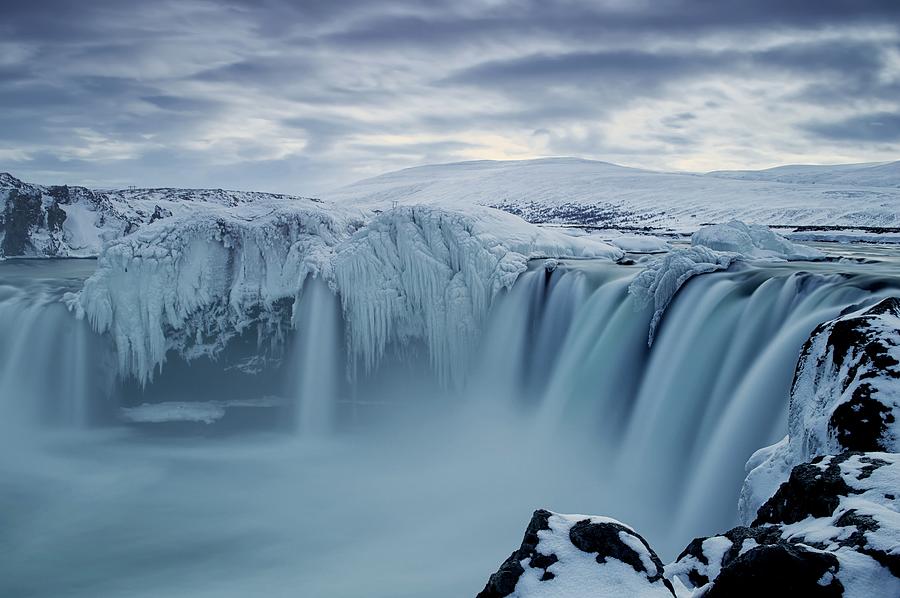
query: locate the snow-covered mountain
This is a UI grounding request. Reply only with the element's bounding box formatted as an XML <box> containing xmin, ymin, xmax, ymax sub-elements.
<box><xmin>327</xmin><ymin>157</ymin><xmax>900</xmax><ymax>230</ymax></box>
<box><xmin>0</xmin><ymin>172</ymin><xmax>322</xmax><ymax>258</ymax></box>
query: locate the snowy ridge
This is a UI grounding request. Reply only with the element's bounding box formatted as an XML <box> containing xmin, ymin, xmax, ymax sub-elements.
<box><xmin>328</xmin><ymin>158</ymin><xmax>900</xmax><ymax>229</ymax></box>
<box><xmin>75</xmin><ymin>203</ymin><xmax>620</xmax><ymax>384</ymax></box>
<box><xmin>0</xmin><ymin>172</ymin><xmax>322</xmax><ymax>258</ymax></box>
<box><xmin>710</xmin><ymin>160</ymin><xmax>900</xmax><ymax>188</ymax></box>
<box><xmin>75</xmin><ymin>200</ymin><xmax>362</xmax><ymax>383</ymax></box>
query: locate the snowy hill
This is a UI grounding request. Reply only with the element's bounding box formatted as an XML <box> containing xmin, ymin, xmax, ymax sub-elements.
<box><xmin>327</xmin><ymin>158</ymin><xmax>900</xmax><ymax>230</ymax></box>
<box><xmin>0</xmin><ymin>173</ymin><xmax>321</xmax><ymax>258</ymax></box>
<box><xmin>709</xmin><ymin>160</ymin><xmax>900</xmax><ymax>188</ymax></box>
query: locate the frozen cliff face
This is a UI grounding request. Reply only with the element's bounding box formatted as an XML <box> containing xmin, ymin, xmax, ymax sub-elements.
<box><xmin>0</xmin><ymin>172</ymin><xmax>324</xmax><ymax>258</ymax></box>
<box><xmin>477</xmin><ymin>510</ymin><xmax>675</xmax><ymax>598</ymax></box>
<box><xmin>671</xmin><ymin>452</ymin><xmax>900</xmax><ymax>598</ymax></box>
<box><xmin>74</xmin><ymin>203</ymin><xmax>620</xmax><ymax>385</ymax></box>
<box><xmin>334</xmin><ymin>206</ymin><xmax>621</xmax><ymax>386</ymax></box>
<box><xmin>75</xmin><ymin>200</ymin><xmax>362</xmax><ymax>383</ymax></box>
<box><xmin>740</xmin><ymin>297</ymin><xmax>900</xmax><ymax>521</ymax></box>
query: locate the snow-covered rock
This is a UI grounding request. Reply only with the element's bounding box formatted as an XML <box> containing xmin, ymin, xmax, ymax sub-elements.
<box><xmin>691</xmin><ymin>220</ymin><xmax>825</xmax><ymax>261</ymax></box>
<box><xmin>672</xmin><ymin>452</ymin><xmax>900</xmax><ymax>598</ymax></box>
<box><xmin>0</xmin><ymin>172</ymin><xmax>324</xmax><ymax>258</ymax></box>
<box><xmin>740</xmin><ymin>297</ymin><xmax>900</xmax><ymax>520</ymax></box>
<box><xmin>477</xmin><ymin>510</ymin><xmax>675</xmax><ymax>598</ymax></box>
<box><xmin>334</xmin><ymin>206</ymin><xmax>620</xmax><ymax>385</ymax></box>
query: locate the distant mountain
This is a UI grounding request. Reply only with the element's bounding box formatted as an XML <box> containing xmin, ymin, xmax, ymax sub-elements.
<box><xmin>708</xmin><ymin>160</ymin><xmax>900</xmax><ymax>188</ymax></box>
<box><xmin>328</xmin><ymin>157</ymin><xmax>900</xmax><ymax>230</ymax></box>
<box><xmin>0</xmin><ymin>173</ymin><xmax>320</xmax><ymax>258</ymax></box>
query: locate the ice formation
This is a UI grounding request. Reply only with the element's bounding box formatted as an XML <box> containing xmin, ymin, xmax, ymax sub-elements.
<box><xmin>628</xmin><ymin>246</ymin><xmax>740</xmax><ymax>346</ymax></box>
<box><xmin>75</xmin><ymin>200</ymin><xmax>362</xmax><ymax>383</ymax></box>
<box><xmin>74</xmin><ymin>202</ymin><xmax>620</xmax><ymax>385</ymax></box>
<box><xmin>333</xmin><ymin>206</ymin><xmax>620</xmax><ymax>385</ymax></box>
<box><xmin>630</xmin><ymin>222</ymin><xmax>824</xmax><ymax>345</ymax></box>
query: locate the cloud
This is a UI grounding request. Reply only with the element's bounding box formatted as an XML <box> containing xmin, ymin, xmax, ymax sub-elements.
<box><xmin>803</xmin><ymin>112</ymin><xmax>900</xmax><ymax>142</ymax></box>
<box><xmin>0</xmin><ymin>0</ymin><xmax>898</xmax><ymax>192</ymax></box>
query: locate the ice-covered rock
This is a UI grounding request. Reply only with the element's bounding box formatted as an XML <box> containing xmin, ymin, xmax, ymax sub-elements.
<box><xmin>75</xmin><ymin>200</ymin><xmax>361</xmax><ymax>383</ymax></box>
<box><xmin>477</xmin><ymin>510</ymin><xmax>675</xmax><ymax>598</ymax></box>
<box><xmin>334</xmin><ymin>206</ymin><xmax>620</xmax><ymax>385</ymax></box>
<box><xmin>75</xmin><ymin>202</ymin><xmax>620</xmax><ymax>385</ymax></box>
<box><xmin>691</xmin><ymin>220</ymin><xmax>825</xmax><ymax>261</ymax></box>
<box><xmin>628</xmin><ymin>246</ymin><xmax>740</xmax><ymax>346</ymax></box>
<box><xmin>672</xmin><ymin>452</ymin><xmax>900</xmax><ymax>598</ymax></box>
<box><xmin>740</xmin><ymin>297</ymin><xmax>900</xmax><ymax>520</ymax></box>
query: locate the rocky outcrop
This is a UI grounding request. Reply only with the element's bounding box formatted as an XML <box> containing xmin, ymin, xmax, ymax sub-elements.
<box><xmin>478</xmin><ymin>511</ymin><xmax>675</xmax><ymax>597</ymax></box>
<box><xmin>669</xmin><ymin>452</ymin><xmax>900</xmax><ymax>597</ymax></box>
<box><xmin>740</xmin><ymin>297</ymin><xmax>900</xmax><ymax>522</ymax></box>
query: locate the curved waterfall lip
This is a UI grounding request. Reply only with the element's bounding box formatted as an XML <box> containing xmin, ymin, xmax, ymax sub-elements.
<box><xmin>3</xmin><ymin>243</ymin><xmax>900</xmax><ymax>593</ymax></box>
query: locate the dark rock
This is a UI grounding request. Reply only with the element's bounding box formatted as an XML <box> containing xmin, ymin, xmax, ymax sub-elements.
<box><xmin>754</xmin><ymin>454</ymin><xmax>856</xmax><ymax>526</ymax></box>
<box><xmin>569</xmin><ymin>519</ymin><xmax>672</xmax><ymax>590</ymax></box>
<box><xmin>477</xmin><ymin>510</ymin><xmax>553</xmax><ymax>598</ymax></box>
<box><xmin>704</xmin><ymin>543</ymin><xmax>843</xmax><ymax>598</ymax></box>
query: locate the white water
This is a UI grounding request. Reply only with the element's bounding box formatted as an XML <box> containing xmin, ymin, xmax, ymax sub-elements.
<box><xmin>2</xmin><ymin>246</ymin><xmax>900</xmax><ymax>597</ymax></box>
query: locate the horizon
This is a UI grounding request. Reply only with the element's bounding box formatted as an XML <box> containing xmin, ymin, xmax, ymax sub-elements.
<box><xmin>3</xmin><ymin>154</ymin><xmax>898</xmax><ymax>196</ymax></box>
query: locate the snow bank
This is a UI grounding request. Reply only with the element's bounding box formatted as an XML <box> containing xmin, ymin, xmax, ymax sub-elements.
<box><xmin>75</xmin><ymin>200</ymin><xmax>361</xmax><ymax>383</ymax></box>
<box><xmin>333</xmin><ymin>206</ymin><xmax>621</xmax><ymax>386</ymax></box>
<box><xmin>691</xmin><ymin>220</ymin><xmax>825</xmax><ymax>260</ymax></box>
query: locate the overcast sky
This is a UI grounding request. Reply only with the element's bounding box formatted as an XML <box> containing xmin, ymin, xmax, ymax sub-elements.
<box><xmin>1</xmin><ymin>0</ymin><xmax>899</xmax><ymax>194</ymax></box>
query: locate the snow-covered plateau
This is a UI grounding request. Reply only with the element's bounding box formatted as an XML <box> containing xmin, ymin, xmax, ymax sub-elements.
<box><xmin>3</xmin><ymin>158</ymin><xmax>900</xmax><ymax>598</ymax></box>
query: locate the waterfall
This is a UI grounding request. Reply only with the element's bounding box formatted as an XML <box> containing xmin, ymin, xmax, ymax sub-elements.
<box><xmin>289</xmin><ymin>277</ymin><xmax>343</xmax><ymax>435</ymax></box>
<box><xmin>3</xmin><ymin>253</ymin><xmax>900</xmax><ymax>561</ymax></box>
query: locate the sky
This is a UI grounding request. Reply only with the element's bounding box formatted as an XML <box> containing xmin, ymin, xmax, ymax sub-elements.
<box><xmin>1</xmin><ymin>0</ymin><xmax>899</xmax><ymax>195</ymax></box>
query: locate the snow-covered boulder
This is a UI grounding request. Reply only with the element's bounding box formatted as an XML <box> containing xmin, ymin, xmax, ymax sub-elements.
<box><xmin>671</xmin><ymin>452</ymin><xmax>900</xmax><ymax>598</ymax></box>
<box><xmin>478</xmin><ymin>510</ymin><xmax>675</xmax><ymax>597</ymax></box>
<box><xmin>334</xmin><ymin>206</ymin><xmax>621</xmax><ymax>385</ymax></box>
<box><xmin>740</xmin><ymin>297</ymin><xmax>900</xmax><ymax>520</ymax></box>
<box><xmin>691</xmin><ymin>220</ymin><xmax>825</xmax><ymax>261</ymax></box>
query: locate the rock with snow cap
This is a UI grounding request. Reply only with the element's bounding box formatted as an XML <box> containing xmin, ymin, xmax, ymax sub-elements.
<box><xmin>477</xmin><ymin>510</ymin><xmax>675</xmax><ymax>597</ymax></box>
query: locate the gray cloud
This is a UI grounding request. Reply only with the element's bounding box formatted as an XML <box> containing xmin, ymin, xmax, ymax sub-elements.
<box><xmin>0</xmin><ymin>0</ymin><xmax>898</xmax><ymax>192</ymax></box>
<box><xmin>803</xmin><ymin>112</ymin><xmax>900</xmax><ymax>142</ymax></box>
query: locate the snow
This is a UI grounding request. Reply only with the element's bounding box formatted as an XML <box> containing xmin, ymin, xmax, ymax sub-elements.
<box><xmin>691</xmin><ymin>220</ymin><xmax>825</xmax><ymax>261</ymax></box>
<box><xmin>327</xmin><ymin>158</ymin><xmax>900</xmax><ymax>230</ymax></box>
<box><xmin>709</xmin><ymin>160</ymin><xmax>900</xmax><ymax>189</ymax></box>
<box><xmin>74</xmin><ymin>202</ymin><xmax>619</xmax><ymax>384</ymax></box>
<box><xmin>511</xmin><ymin>513</ymin><xmax>674</xmax><ymax>598</ymax></box>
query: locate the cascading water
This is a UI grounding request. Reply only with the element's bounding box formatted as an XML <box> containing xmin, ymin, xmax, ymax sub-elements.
<box><xmin>2</xmin><ymin>244</ymin><xmax>900</xmax><ymax>596</ymax></box>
